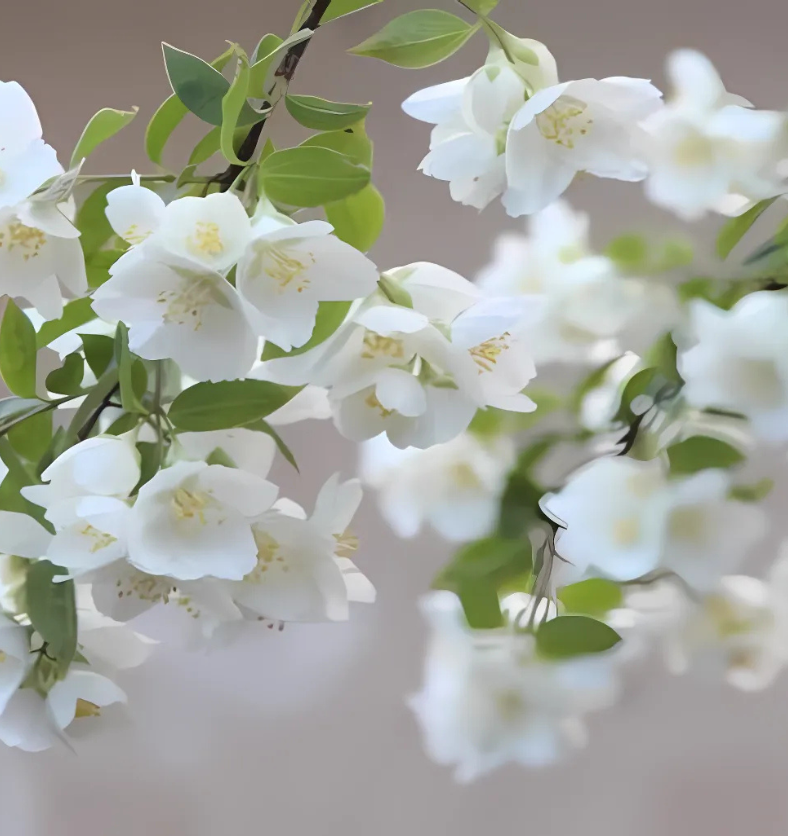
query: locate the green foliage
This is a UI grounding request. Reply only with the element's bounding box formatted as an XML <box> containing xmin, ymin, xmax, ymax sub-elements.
<box><xmin>259</xmin><ymin>146</ymin><xmax>370</xmax><ymax>207</ymax></box>
<box><xmin>469</xmin><ymin>388</ymin><xmax>562</xmax><ymax>437</ymax></box>
<box><xmin>168</xmin><ymin>380</ymin><xmax>302</xmax><ymax>431</ymax></box>
<box><xmin>0</xmin><ymin>396</ymin><xmax>52</xmax><ymax>436</ymax></box>
<box><xmin>434</xmin><ymin>537</ymin><xmax>533</xmax><ymax>629</ymax></box>
<box><xmin>0</xmin><ymin>438</ymin><xmax>49</xmax><ymax>527</ymax></box>
<box><xmin>36</xmin><ymin>298</ymin><xmax>96</xmax><ymax>349</ymax></box>
<box><xmin>25</xmin><ymin>560</ymin><xmax>78</xmax><ymax>673</ymax></box>
<box><xmin>285</xmin><ymin>95</ymin><xmax>371</xmax><ymax>131</ymax></box>
<box><xmin>162</xmin><ymin>43</ymin><xmax>260</xmax><ymax>128</ymax></box>
<box><xmin>146</xmin><ymin>45</ymin><xmax>234</xmax><ymax>166</ymax></box>
<box><xmin>324</xmin><ymin>0</ymin><xmax>383</xmax><ymax>22</ymax></box>
<box><xmin>76</xmin><ymin>180</ymin><xmax>128</xmax><ymax>257</ymax></box>
<box><xmin>461</xmin><ymin>0</ymin><xmax>499</xmax><ymax>13</ymax></box>
<box><xmin>70</xmin><ymin>107</ymin><xmax>138</xmax><ymax>169</ymax></box>
<box><xmin>350</xmin><ymin>10</ymin><xmax>478</xmax><ymax>68</ymax></box>
<box><xmin>262</xmin><ymin>301</ymin><xmax>351</xmax><ymax>359</ymax></box>
<box><xmin>301</xmin><ymin>121</ymin><xmax>373</xmax><ymax>167</ymax></box>
<box><xmin>325</xmin><ymin>184</ymin><xmax>385</xmax><ymax>252</ymax></box>
<box><xmin>605</xmin><ymin>233</ymin><xmax>693</xmax><ymax>274</ymax></box>
<box><xmin>188</xmin><ymin>127</ymin><xmax>222</xmax><ymax>166</ymax></box>
<box><xmin>729</xmin><ymin>478</ymin><xmax>774</xmax><ymax>503</ymax></box>
<box><xmin>81</xmin><ymin>334</ymin><xmax>115</xmax><ymax>378</ymax></box>
<box><xmin>45</xmin><ymin>353</ymin><xmax>85</xmax><ymax>396</ymax></box>
<box><xmin>559</xmin><ymin>578</ymin><xmax>623</xmax><ymax>617</ymax></box>
<box><xmin>666</xmin><ymin>435</ymin><xmax>745</xmax><ymax>475</ymax></box>
<box><xmin>220</xmin><ymin>50</ymin><xmax>253</xmax><ymax>165</ymax></box>
<box><xmin>605</xmin><ymin>234</ymin><xmax>647</xmax><ymax>270</ymax></box>
<box><xmin>0</xmin><ymin>300</ymin><xmax>38</xmax><ymax>399</ymax></box>
<box><xmin>377</xmin><ymin>274</ymin><xmax>413</xmax><ymax>308</ymax></box>
<box><xmin>114</xmin><ymin>324</ymin><xmax>144</xmax><ymax>413</ymax></box>
<box><xmin>536</xmin><ymin>615</ymin><xmax>621</xmax><ymax>659</ymax></box>
<box><xmin>246</xmin><ymin>419</ymin><xmax>299</xmax><ymax>471</ymax></box>
<box><xmin>87</xmin><ymin>249</ymin><xmax>126</xmax><ymax>289</ymax></box>
<box><xmin>8</xmin><ymin>410</ymin><xmax>52</xmax><ymax>464</ymax></box>
<box><xmin>717</xmin><ymin>198</ymin><xmax>777</xmax><ymax>260</ymax></box>
<box><xmin>249</xmin><ymin>34</ymin><xmax>285</xmax><ymax>96</ymax></box>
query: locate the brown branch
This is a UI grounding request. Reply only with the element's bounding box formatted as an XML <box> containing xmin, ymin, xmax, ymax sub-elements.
<box><xmin>217</xmin><ymin>0</ymin><xmax>334</xmax><ymax>190</ymax></box>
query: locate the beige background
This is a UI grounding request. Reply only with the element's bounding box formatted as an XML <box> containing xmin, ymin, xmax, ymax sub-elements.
<box><xmin>2</xmin><ymin>1</ymin><xmax>788</xmax><ymax>833</ymax></box>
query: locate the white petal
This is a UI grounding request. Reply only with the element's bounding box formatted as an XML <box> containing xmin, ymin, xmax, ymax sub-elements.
<box><xmin>402</xmin><ymin>78</ymin><xmax>469</xmax><ymax>124</ymax></box>
<box><xmin>312</xmin><ymin>474</ymin><xmax>363</xmax><ymax>534</ymax></box>
<box><xmin>355</xmin><ymin>305</ymin><xmax>430</xmax><ymax>335</ymax></box>
<box><xmin>0</xmin><ymin>81</ymin><xmax>43</xmax><ymax>154</ymax></box>
<box><xmin>375</xmin><ymin>368</ymin><xmax>427</xmax><ymax>417</ymax></box>
<box><xmin>105</xmin><ymin>183</ymin><xmax>166</xmax><ymax>245</ymax></box>
<box><xmin>0</xmin><ymin>510</ymin><xmax>52</xmax><ymax>557</ymax></box>
<box><xmin>48</xmin><ymin>669</ymin><xmax>126</xmax><ymax>730</ymax></box>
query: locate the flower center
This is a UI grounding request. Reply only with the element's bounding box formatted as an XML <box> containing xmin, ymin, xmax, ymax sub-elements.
<box><xmin>157</xmin><ymin>276</ymin><xmax>217</xmax><ymax>331</ymax></box>
<box><xmin>451</xmin><ymin>462</ymin><xmax>482</xmax><ymax>489</ymax></box>
<box><xmin>536</xmin><ymin>97</ymin><xmax>593</xmax><ymax>149</ymax></box>
<box><xmin>115</xmin><ymin>571</ymin><xmax>175</xmax><ymax>604</ymax></box>
<box><xmin>0</xmin><ymin>221</ymin><xmax>47</xmax><ymax>261</ymax></box>
<box><xmin>123</xmin><ymin>222</ymin><xmax>154</xmax><ymax>246</ymax></box>
<box><xmin>672</xmin><ymin>133</ymin><xmax>715</xmax><ymax>167</ymax></box>
<box><xmin>75</xmin><ymin>699</ymin><xmax>102</xmax><ymax>719</ymax></box>
<box><xmin>187</xmin><ymin>221</ymin><xmax>224</xmax><ymax>259</ymax></box>
<box><xmin>612</xmin><ymin>517</ymin><xmax>640</xmax><ymax>546</ymax></box>
<box><xmin>262</xmin><ymin>245</ymin><xmax>315</xmax><ymax>293</ymax></box>
<box><xmin>334</xmin><ymin>529</ymin><xmax>359</xmax><ymax>558</ymax></box>
<box><xmin>247</xmin><ymin>530</ymin><xmax>289</xmax><ymax>581</ymax></box>
<box><xmin>0</xmin><ymin>650</ymin><xmax>6</xmax><ymax>664</ymax></box>
<box><xmin>171</xmin><ymin>487</ymin><xmax>211</xmax><ymax>524</ymax></box>
<box><xmin>79</xmin><ymin>523</ymin><xmax>119</xmax><ymax>554</ymax></box>
<box><xmin>667</xmin><ymin>506</ymin><xmax>707</xmax><ymax>544</ymax></box>
<box><xmin>361</xmin><ymin>332</ymin><xmax>406</xmax><ymax>360</ymax></box>
<box><xmin>470</xmin><ymin>333</ymin><xmax>510</xmax><ymax>373</ymax></box>
<box><xmin>365</xmin><ymin>391</ymin><xmax>395</xmax><ymax>418</ymax></box>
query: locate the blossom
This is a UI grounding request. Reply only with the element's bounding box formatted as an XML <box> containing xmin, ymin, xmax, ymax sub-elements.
<box><xmin>257</xmin><ymin>263</ymin><xmax>537</xmax><ymax>448</ymax></box>
<box><xmin>91</xmin><ymin>251</ymin><xmax>259</xmax><ymax>382</ymax></box>
<box><xmin>0</xmin><ymin>616</ymin><xmax>29</xmax><ymax>715</ymax></box>
<box><xmin>174</xmin><ymin>428</ymin><xmax>276</xmax><ymax>480</ymax></box>
<box><xmin>359</xmin><ymin>432</ymin><xmax>516</xmax><ymax>541</ymax></box>
<box><xmin>236</xmin><ymin>218</ymin><xmax>380</xmax><ymax>351</ymax></box>
<box><xmin>0</xmin><ymin>81</ymin><xmax>62</xmax><ymax>211</ymax></box>
<box><xmin>640</xmin><ymin>50</ymin><xmax>788</xmax><ymax>220</ymax></box>
<box><xmin>679</xmin><ymin>292</ymin><xmax>788</xmax><ymax>442</ymax></box>
<box><xmin>503</xmin><ymin>77</ymin><xmax>662</xmax><ymax>216</ymax></box>
<box><xmin>409</xmin><ymin>591</ymin><xmax>620</xmax><ymax>781</ymax></box>
<box><xmin>126</xmin><ymin>460</ymin><xmax>278</xmax><ymax>581</ymax></box>
<box><xmin>230</xmin><ymin>474</ymin><xmax>374</xmax><ymax>623</ymax></box>
<box><xmin>476</xmin><ymin>202</ymin><xmax>675</xmax><ymax>362</ymax></box>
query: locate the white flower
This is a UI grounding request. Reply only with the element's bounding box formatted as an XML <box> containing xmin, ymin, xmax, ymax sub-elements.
<box><xmin>174</xmin><ymin>428</ymin><xmax>276</xmax><ymax>479</ymax></box>
<box><xmin>679</xmin><ymin>292</ymin><xmax>788</xmax><ymax>442</ymax></box>
<box><xmin>409</xmin><ymin>591</ymin><xmax>620</xmax><ymax>781</ymax></box>
<box><xmin>126</xmin><ymin>461</ymin><xmax>278</xmax><ymax>581</ymax></box>
<box><xmin>641</xmin><ymin>50</ymin><xmax>788</xmax><ymax>220</ymax></box>
<box><xmin>91</xmin><ymin>252</ymin><xmax>258</xmax><ymax>382</ymax></box>
<box><xmin>0</xmin><ymin>81</ymin><xmax>62</xmax><ymax>210</ymax></box>
<box><xmin>476</xmin><ymin>202</ymin><xmax>674</xmax><ymax>363</ymax></box>
<box><xmin>544</xmin><ymin>456</ymin><xmax>668</xmax><ymax>584</ymax></box>
<box><xmin>359</xmin><ymin>432</ymin><xmax>515</xmax><ymax>541</ymax></box>
<box><xmin>230</xmin><ymin>474</ymin><xmax>374</xmax><ymax>623</ymax></box>
<box><xmin>0</xmin><ymin>616</ymin><xmax>30</xmax><ymax>715</ymax></box>
<box><xmin>257</xmin><ymin>263</ymin><xmax>537</xmax><ymax>449</ymax></box>
<box><xmin>106</xmin><ymin>184</ymin><xmax>251</xmax><ymax>272</ymax></box>
<box><xmin>236</xmin><ymin>218</ymin><xmax>380</xmax><ymax>351</ymax></box>
<box><xmin>0</xmin><ymin>201</ymin><xmax>87</xmax><ymax>320</ymax></box>
<box><xmin>503</xmin><ymin>77</ymin><xmax>662</xmax><ymax>216</ymax></box>
<box><xmin>402</xmin><ymin>43</ymin><xmax>559</xmax><ymax>210</ymax></box>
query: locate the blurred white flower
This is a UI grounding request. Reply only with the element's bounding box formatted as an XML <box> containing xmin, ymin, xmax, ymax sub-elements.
<box><xmin>359</xmin><ymin>432</ymin><xmax>515</xmax><ymax>541</ymax></box>
<box><xmin>0</xmin><ymin>616</ymin><xmax>30</xmax><ymax>715</ymax></box>
<box><xmin>679</xmin><ymin>292</ymin><xmax>788</xmax><ymax>442</ymax></box>
<box><xmin>409</xmin><ymin>591</ymin><xmax>620</xmax><ymax>781</ymax></box>
<box><xmin>641</xmin><ymin>50</ymin><xmax>788</xmax><ymax>220</ymax></box>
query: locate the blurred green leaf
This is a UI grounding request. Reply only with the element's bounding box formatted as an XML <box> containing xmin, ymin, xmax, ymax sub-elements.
<box><xmin>262</xmin><ymin>301</ymin><xmax>350</xmax><ymax>359</ymax></box>
<box><xmin>717</xmin><ymin>198</ymin><xmax>777</xmax><ymax>260</ymax></box>
<box><xmin>559</xmin><ymin>579</ymin><xmax>623</xmax><ymax>617</ymax></box>
<box><xmin>667</xmin><ymin>435</ymin><xmax>745</xmax><ymax>475</ymax></box>
<box><xmin>536</xmin><ymin>615</ymin><xmax>621</xmax><ymax>659</ymax></box>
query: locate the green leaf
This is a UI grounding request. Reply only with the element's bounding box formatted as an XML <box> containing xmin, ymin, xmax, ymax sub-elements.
<box><xmin>666</xmin><ymin>435</ymin><xmax>745</xmax><ymax>475</ymax></box>
<box><xmin>249</xmin><ymin>34</ymin><xmax>285</xmax><ymax>96</ymax></box>
<box><xmin>377</xmin><ymin>274</ymin><xmax>413</xmax><ymax>307</ymax></box>
<box><xmin>262</xmin><ymin>301</ymin><xmax>350</xmax><ymax>359</ymax></box>
<box><xmin>559</xmin><ymin>579</ymin><xmax>623</xmax><ymax>617</ymax></box>
<box><xmin>324</xmin><ymin>0</ymin><xmax>383</xmax><ymax>22</ymax></box>
<box><xmin>76</xmin><ymin>180</ymin><xmax>128</xmax><ymax>257</ymax></box>
<box><xmin>286</xmin><ymin>95</ymin><xmax>371</xmax><ymax>131</ymax></box>
<box><xmin>25</xmin><ymin>560</ymin><xmax>78</xmax><ymax>670</ymax></box>
<box><xmin>259</xmin><ymin>146</ymin><xmax>370</xmax><ymax>207</ymax></box>
<box><xmin>114</xmin><ymin>323</ymin><xmax>142</xmax><ymax>412</ymax></box>
<box><xmin>188</xmin><ymin>126</ymin><xmax>222</xmax><ymax>166</ymax></box>
<box><xmin>146</xmin><ymin>45</ymin><xmax>234</xmax><ymax>166</ymax></box>
<box><xmin>134</xmin><ymin>441</ymin><xmax>163</xmax><ymax>492</ymax></box>
<box><xmin>106</xmin><ymin>412</ymin><xmax>140</xmax><ymax>436</ymax></box>
<box><xmin>717</xmin><ymin>198</ymin><xmax>777</xmax><ymax>260</ymax></box>
<box><xmin>536</xmin><ymin>615</ymin><xmax>621</xmax><ymax>659</ymax></box>
<box><xmin>605</xmin><ymin>234</ymin><xmax>648</xmax><ymax>272</ymax></box>
<box><xmin>86</xmin><ymin>248</ymin><xmax>126</xmax><ymax>289</ymax></box>
<box><xmin>162</xmin><ymin>43</ymin><xmax>260</xmax><ymax>128</ymax></box>
<box><xmin>350</xmin><ymin>10</ymin><xmax>477</xmax><ymax>68</ymax></box>
<box><xmin>70</xmin><ymin>107</ymin><xmax>138</xmax><ymax>169</ymax></box>
<box><xmin>168</xmin><ymin>380</ymin><xmax>302</xmax><ymax>431</ymax></box>
<box><xmin>644</xmin><ymin>332</ymin><xmax>681</xmax><ymax>384</ymax></box>
<box><xmin>36</xmin><ymin>298</ymin><xmax>96</xmax><ymax>349</ymax></box>
<box><xmin>461</xmin><ymin>0</ymin><xmax>499</xmax><ymax>13</ymax></box>
<box><xmin>325</xmin><ymin>184</ymin><xmax>384</xmax><ymax>252</ymax></box>
<box><xmin>45</xmin><ymin>353</ymin><xmax>85</xmax><ymax>396</ymax></box>
<box><xmin>8</xmin><ymin>410</ymin><xmax>52</xmax><ymax>463</ymax></box>
<box><xmin>613</xmin><ymin>367</ymin><xmax>659</xmax><ymax>424</ymax></box>
<box><xmin>0</xmin><ymin>438</ymin><xmax>50</xmax><ymax>528</ymax></box>
<box><xmin>65</xmin><ymin>367</ymin><xmax>119</xmax><ymax>444</ymax></box>
<box><xmin>729</xmin><ymin>477</ymin><xmax>774</xmax><ymax>503</ymax></box>
<box><xmin>0</xmin><ymin>300</ymin><xmax>38</xmax><ymax>398</ymax></box>
<box><xmin>220</xmin><ymin>51</ymin><xmax>253</xmax><ymax>165</ymax></box>
<box><xmin>459</xmin><ymin>587</ymin><xmax>505</xmax><ymax>629</ymax></box>
<box><xmin>0</xmin><ymin>396</ymin><xmax>52</xmax><ymax>436</ymax></box>
<box><xmin>300</xmin><ymin>121</ymin><xmax>373</xmax><ymax>167</ymax></box>
<box><xmin>257</xmin><ymin>421</ymin><xmax>299</xmax><ymax>471</ymax></box>
<box><xmin>81</xmin><ymin>334</ymin><xmax>115</xmax><ymax>378</ymax></box>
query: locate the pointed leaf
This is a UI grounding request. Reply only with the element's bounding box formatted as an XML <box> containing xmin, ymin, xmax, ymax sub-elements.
<box><xmin>0</xmin><ymin>300</ymin><xmax>38</xmax><ymax>398</ymax></box>
<box><xmin>325</xmin><ymin>183</ymin><xmax>384</xmax><ymax>252</ymax></box>
<box><xmin>536</xmin><ymin>615</ymin><xmax>621</xmax><ymax>659</ymax></box>
<box><xmin>285</xmin><ymin>95</ymin><xmax>371</xmax><ymax>131</ymax></box>
<box><xmin>70</xmin><ymin>107</ymin><xmax>139</xmax><ymax>169</ymax></box>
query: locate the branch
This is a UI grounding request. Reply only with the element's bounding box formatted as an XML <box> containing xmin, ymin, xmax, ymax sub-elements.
<box><xmin>217</xmin><ymin>0</ymin><xmax>334</xmax><ymax>190</ymax></box>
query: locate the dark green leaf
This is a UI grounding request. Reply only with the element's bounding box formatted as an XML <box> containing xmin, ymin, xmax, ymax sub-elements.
<box><xmin>7</xmin><ymin>410</ymin><xmax>52</xmax><ymax>463</ymax></box>
<box><xmin>70</xmin><ymin>107</ymin><xmax>138</xmax><ymax>169</ymax></box>
<box><xmin>260</xmin><ymin>146</ymin><xmax>370</xmax><ymax>207</ymax></box>
<box><xmin>0</xmin><ymin>397</ymin><xmax>51</xmax><ymax>436</ymax></box>
<box><xmin>106</xmin><ymin>412</ymin><xmax>140</xmax><ymax>436</ymax></box>
<box><xmin>36</xmin><ymin>298</ymin><xmax>96</xmax><ymax>349</ymax></box>
<box><xmin>45</xmin><ymin>353</ymin><xmax>85</xmax><ymax>396</ymax></box>
<box><xmin>114</xmin><ymin>323</ymin><xmax>142</xmax><ymax>412</ymax></box>
<box><xmin>0</xmin><ymin>438</ymin><xmax>50</xmax><ymax>528</ymax></box>
<box><xmin>729</xmin><ymin>477</ymin><xmax>774</xmax><ymax>503</ymax></box>
<box><xmin>536</xmin><ymin>615</ymin><xmax>621</xmax><ymax>659</ymax></box>
<box><xmin>559</xmin><ymin>578</ymin><xmax>623</xmax><ymax>617</ymax></box>
<box><xmin>717</xmin><ymin>198</ymin><xmax>777</xmax><ymax>260</ymax></box>
<box><xmin>459</xmin><ymin>587</ymin><xmax>504</xmax><ymax>629</ymax></box>
<box><xmin>25</xmin><ymin>560</ymin><xmax>78</xmax><ymax>670</ymax></box>
<box><xmin>434</xmin><ymin>537</ymin><xmax>532</xmax><ymax>593</ymax></box>
<box><xmin>134</xmin><ymin>441</ymin><xmax>163</xmax><ymax>492</ymax></box>
<box><xmin>667</xmin><ymin>435</ymin><xmax>745</xmax><ymax>475</ymax></box>
<box><xmin>168</xmin><ymin>380</ymin><xmax>303</xmax><ymax>431</ymax></box>
<box><xmin>325</xmin><ymin>184</ymin><xmax>384</xmax><ymax>252</ymax></box>
<box><xmin>81</xmin><ymin>334</ymin><xmax>115</xmax><ymax>378</ymax></box>
<box><xmin>349</xmin><ymin>10</ymin><xmax>476</xmax><ymax>68</ymax></box>
<box><xmin>0</xmin><ymin>300</ymin><xmax>38</xmax><ymax>398</ymax></box>
<box><xmin>86</xmin><ymin>248</ymin><xmax>126</xmax><ymax>289</ymax></box>
<box><xmin>286</xmin><ymin>95</ymin><xmax>371</xmax><ymax>131</ymax></box>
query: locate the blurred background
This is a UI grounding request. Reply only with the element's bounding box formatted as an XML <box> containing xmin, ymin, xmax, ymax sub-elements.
<box><xmin>3</xmin><ymin>0</ymin><xmax>788</xmax><ymax>833</ymax></box>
